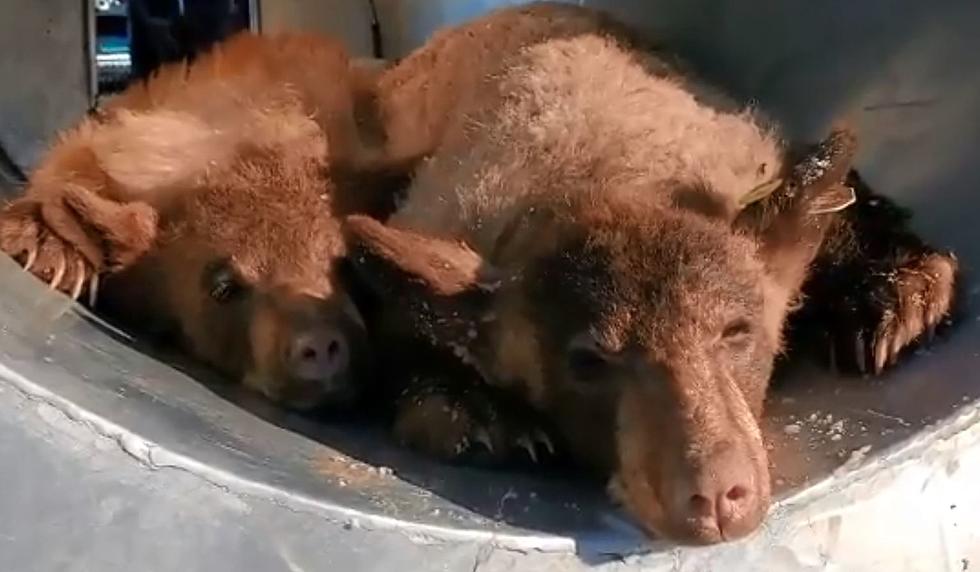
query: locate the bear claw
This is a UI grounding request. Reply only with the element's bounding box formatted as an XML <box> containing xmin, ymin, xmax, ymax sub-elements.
<box><xmin>534</xmin><ymin>429</ymin><xmax>555</xmax><ymax>455</ymax></box>
<box><xmin>4</xmin><ymin>224</ymin><xmax>101</xmax><ymax>307</ymax></box>
<box><xmin>516</xmin><ymin>434</ymin><xmax>539</xmax><ymax>463</ymax></box>
<box><xmin>853</xmin><ymin>331</ymin><xmax>867</xmax><ymax>375</ymax></box>
<box><xmin>472</xmin><ymin>426</ymin><xmax>495</xmax><ymax>454</ymax></box>
<box><xmin>834</xmin><ymin>252</ymin><xmax>957</xmax><ymax>376</ymax></box>
<box><xmin>88</xmin><ymin>274</ymin><xmax>100</xmax><ymax>307</ymax></box>
<box><xmin>69</xmin><ymin>260</ymin><xmax>86</xmax><ymax>301</ymax></box>
<box><xmin>393</xmin><ymin>373</ymin><xmax>559</xmax><ymax>466</ymax></box>
<box><xmin>22</xmin><ymin>246</ymin><xmax>37</xmax><ymax>272</ymax></box>
<box><xmin>515</xmin><ymin>430</ymin><xmax>557</xmax><ymax>463</ymax></box>
<box><xmin>48</xmin><ymin>254</ymin><xmax>67</xmax><ymax>290</ymax></box>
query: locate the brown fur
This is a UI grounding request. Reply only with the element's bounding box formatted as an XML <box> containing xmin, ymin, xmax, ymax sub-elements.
<box><xmin>374</xmin><ymin>3</ymin><xmax>632</xmax><ymax>165</ymax></box>
<box><xmin>346</xmin><ymin>3</ymin><xmax>877</xmax><ymax>544</ymax></box>
<box><xmin>0</xmin><ymin>32</ymin><xmax>396</xmax><ymax>409</ymax></box>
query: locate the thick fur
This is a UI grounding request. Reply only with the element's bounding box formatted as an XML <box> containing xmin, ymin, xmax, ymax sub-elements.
<box><xmin>348</xmin><ymin>2</ymin><xmax>958</xmax><ymax>544</ymax></box>
<box><xmin>0</xmin><ymin>33</ymin><xmax>402</xmax><ymax>409</ymax></box>
<box><xmin>375</xmin><ymin>3</ymin><xmax>646</xmax><ymax>165</ymax></box>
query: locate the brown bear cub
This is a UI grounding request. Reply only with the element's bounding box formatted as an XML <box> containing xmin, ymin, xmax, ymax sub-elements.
<box><xmin>347</xmin><ymin>3</ymin><xmax>959</xmax><ymax>544</ymax></box>
<box><xmin>0</xmin><ymin>33</ymin><xmax>400</xmax><ymax>410</ymax></box>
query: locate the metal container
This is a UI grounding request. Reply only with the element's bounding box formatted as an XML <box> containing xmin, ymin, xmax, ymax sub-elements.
<box><xmin>1</xmin><ymin>1</ymin><xmax>979</xmax><ymax>570</ymax></box>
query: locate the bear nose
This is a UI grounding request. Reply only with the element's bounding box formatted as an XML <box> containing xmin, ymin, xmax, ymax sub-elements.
<box><xmin>669</xmin><ymin>445</ymin><xmax>765</xmax><ymax>542</ymax></box>
<box><xmin>287</xmin><ymin>328</ymin><xmax>350</xmax><ymax>383</ymax></box>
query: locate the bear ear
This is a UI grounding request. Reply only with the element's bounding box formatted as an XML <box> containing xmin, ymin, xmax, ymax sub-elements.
<box><xmin>343</xmin><ymin>215</ymin><xmax>503</xmax><ymax>348</ymax></box>
<box><xmin>733</xmin><ymin>125</ymin><xmax>859</xmax><ymax>294</ymax></box>
<box><xmin>343</xmin><ymin>215</ymin><xmax>501</xmax><ymax>298</ymax></box>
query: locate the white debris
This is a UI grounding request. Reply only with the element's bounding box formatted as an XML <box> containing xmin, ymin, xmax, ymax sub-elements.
<box><xmin>847</xmin><ymin>445</ymin><xmax>872</xmax><ymax>465</ymax></box>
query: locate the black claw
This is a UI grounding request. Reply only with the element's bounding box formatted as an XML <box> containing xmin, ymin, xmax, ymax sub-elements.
<box><xmin>472</xmin><ymin>427</ymin><xmax>494</xmax><ymax>454</ymax></box>
<box><xmin>873</xmin><ymin>334</ymin><xmax>888</xmax><ymax>375</ymax></box>
<box><xmin>533</xmin><ymin>429</ymin><xmax>556</xmax><ymax>456</ymax></box>
<box><xmin>516</xmin><ymin>435</ymin><xmax>538</xmax><ymax>463</ymax></box>
<box><xmin>854</xmin><ymin>331</ymin><xmax>867</xmax><ymax>375</ymax></box>
<box><xmin>889</xmin><ymin>334</ymin><xmax>903</xmax><ymax>366</ymax></box>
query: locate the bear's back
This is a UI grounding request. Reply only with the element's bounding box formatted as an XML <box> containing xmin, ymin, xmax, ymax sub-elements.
<box><xmin>393</xmin><ymin>31</ymin><xmax>784</xmax><ymax>261</ymax></box>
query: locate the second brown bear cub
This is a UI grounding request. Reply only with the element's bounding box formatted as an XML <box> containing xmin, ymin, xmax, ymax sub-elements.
<box><xmin>346</xmin><ymin>3</ymin><xmax>958</xmax><ymax>544</ymax></box>
<box><xmin>0</xmin><ymin>33</ymin><xmax>399</xmax><ymax>409</ymax></box>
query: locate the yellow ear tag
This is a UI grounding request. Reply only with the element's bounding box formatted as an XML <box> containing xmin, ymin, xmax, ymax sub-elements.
<box><xmin>738</xmin><ymin>178</ymin><xmax>784</xmax><ymax>207</ymax></box>
<box><xmin>809</xmin><ymin>184</ymin><xmax>857</xmax><ymax>215</ymax></box>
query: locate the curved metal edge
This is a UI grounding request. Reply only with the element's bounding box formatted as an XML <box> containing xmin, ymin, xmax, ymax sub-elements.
<box><xmin>0</xmin><ymin>355</ymin><xmax>583</xmax><ymax>555</ymax></box>
<box><xmin>6</xmin><ymin>325</ymin><xmax>980</xmax><ymax>572</ymax></box>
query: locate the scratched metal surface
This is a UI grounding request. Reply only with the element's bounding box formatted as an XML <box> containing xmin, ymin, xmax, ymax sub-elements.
<box><xmin>2</xmin><ymin>0</ymin><xmax>980</xmax><ymax>570</ymax></box>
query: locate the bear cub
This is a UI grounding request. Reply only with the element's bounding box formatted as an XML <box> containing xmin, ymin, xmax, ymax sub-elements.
<box><xmin>347</xmin><ymin>3</ymin><xmax>959</xmax><ymax>544</ymax></box>
<box><xmin>0</xmin><ymin>33</ymin><xmax>402</xmax><ymax>410</ymax></box>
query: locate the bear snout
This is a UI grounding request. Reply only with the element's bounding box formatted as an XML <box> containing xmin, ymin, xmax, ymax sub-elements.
<box><xmin>613</xmin><ymin>436</ymin><xmax>771</xmax><ymax>545</ymax></box>
<box><xmin>613</xmin><ymin>377</ymin><xmax>771</xmax><ymax>544</ymax></box>
<box><xmin>275</xmin><ymin>325</ymin><xmax>361</xmax><ymax>411</ymax></box>
<box><xmin>244</xmin><ymin>288</ymin><xmax>369</xmax><ymax>411</ymax></box>
<box><xmin>661</xmin><ymin>442</ymin><xmax>769</xmax><ymax>544</ymax></box>
<box><xmin>286</xmin><ymin>327</ymin><xmax>351</xmax><ymax>385</ymax></box>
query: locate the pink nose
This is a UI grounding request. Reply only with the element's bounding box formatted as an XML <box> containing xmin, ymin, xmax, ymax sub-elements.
<box><xmin>287</xmin><ymin>328</ymin><xmax>350</xmax><ymax>383</ymax></box>
<box><xmin>669</xmin><ymin>445</ymin><xmax>765</xmax><ymax>542</ymax></box>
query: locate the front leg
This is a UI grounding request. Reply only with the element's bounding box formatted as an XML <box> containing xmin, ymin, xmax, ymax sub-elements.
<box><xmin>792</xmin><ymin>170</ymin><xmax>958</xmax><ymax>375</ymax></box>
<box><xmin>0</xmin><ymin>182</ymin><xmax>157</xmax><ymax>305</ymax></box>
<box><xmin>1</xmin><ymin>60</ymin><xmax>248</xmax><ymax>304</ymax></box>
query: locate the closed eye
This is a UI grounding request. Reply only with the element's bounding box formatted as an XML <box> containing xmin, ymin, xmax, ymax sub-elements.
<box><xmin>568</xmin><ymin>346</ymin><xmax>609</xmax><ymax>377</ymax></box>
<box><xmin>203</xmin><ymin>258</ymin><xmax>249</xmax><ymax>304</ymax></box>
<box><xmin>566</xmin><ymin>333</ymin><xmax>619</xmax><ymax>382</ymax></box>
<box><xmin>721</xmin><ymin>318</ymin><xmax>753</xmax><ymax>340</ymax></box>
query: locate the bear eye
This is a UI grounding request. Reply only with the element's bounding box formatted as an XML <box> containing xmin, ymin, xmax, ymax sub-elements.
<box><xmin>566</xmin><ymin>334</ymin><xmax>616</xmax><ymax>382</ymax></box>
<box><xmin>203</xmin><ymin>259</ymin><xmax>246</xmax><ymax>304</ymax></box>
<box><xmin>721</xmin><ymin>318</ymin><xmax>753</xmax><ymax>340</ymax></box>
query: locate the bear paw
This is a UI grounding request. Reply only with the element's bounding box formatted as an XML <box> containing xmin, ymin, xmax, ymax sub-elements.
<box><xmin>0</xmin><ymin>183</ymin><xmax>157</xmax><ymax>306</ymax></box>
<box><xmin>393</xmin><ymin>375</ymin><xmax>558</xmax><ymax>466</ymax></box>
<box><xmin>0</xmin><ymin>194</ymin><xmax>101</xmax><ymax>305</ymax></box>
<box><xmin>832</xmin><ymin>252</ymin><xmax>958</xmax><ymax>375</ymax></box>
